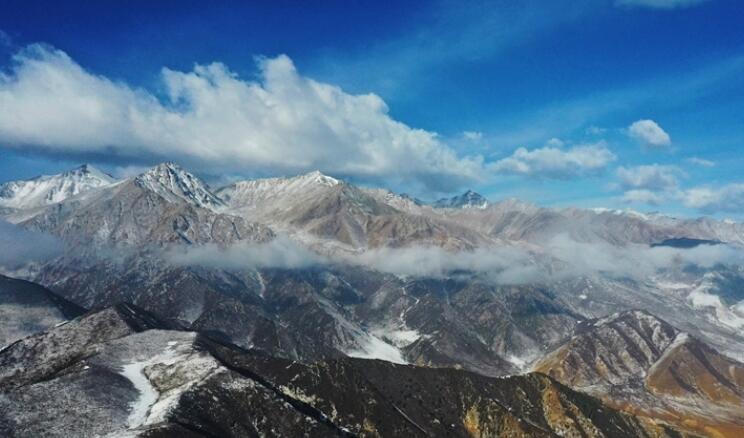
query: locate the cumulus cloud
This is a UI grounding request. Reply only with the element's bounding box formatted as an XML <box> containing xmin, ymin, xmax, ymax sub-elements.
<box><xmin>615</xmin><ymin>0</ymin><xmax>709</xmax><ymax>9</ymax></box>
<box><xmin>0</xmin><ymin>220</ymin><xmax>63</xmax><ymax>268</ymax></box>
<box><xmin>628</xmin><ymin>119</ymin><xmax>671</xmax><ymax>147</ymax></box>
<box><xmin>615</xmin><ymin>164</ymin><xmax>683</xmax><ymax>205</ymax></box>
<box><xmin>687</xmin><ymin>157</ymin><xmax>715</xmax><ymax>167</ymax></box>
<box><xmin>165</xmin><ymin>236</ymin><xmax>326</xmax><ymax>270</ymax></box>
<box><xmin>681</xmin><ymin>184</ymin><xmax>744</xmax><ymax>213</ymax></box>
<box><xmin>616</xmin><ymin>164</ymin><xmax>682</xmax><ymax>191</ymax></box>
<box><xmin>0</xmin><ymin>44</ymin><xmax>485</xmax><ymax>191</ymax></box>
<box><xmin>490</xmin><ymin>141</ymin><xmax>616</xmax><ymax>179</ymax></box>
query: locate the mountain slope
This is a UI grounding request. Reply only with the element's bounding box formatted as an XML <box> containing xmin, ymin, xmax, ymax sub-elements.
<box><xmin>0</xmin><ymin>164</ymin><xmax>116</xmax><ymax>210</ymax></box>
<box><xmin>11</xmin><ymin>163</ymin><xmax>273</xmax><ymax>246</ymax></box>
<box><xmin>433</xmin><ymin>190</ymin><xmax>488</xmax><ymax>209</ymax></box>
<box><xmin>0</xmin><ymin>303</ymin><xmax>685</xmax><ymax>438</ymax></box>
<box><xmin>218</xmin><ymin>172</ymin><xmax>491</xmax><ymax>250</ymax></box>
<box><xmin>0</xmin><ymin>274</ymin><xmax>85</xmax><ymax>346</ymax></box>
<box><xmin>533</xmin><ymin>310</ymin><xmax>744</xmax><ymax>437</ymax></box>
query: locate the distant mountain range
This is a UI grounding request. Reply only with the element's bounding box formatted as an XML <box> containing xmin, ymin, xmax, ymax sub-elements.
<box><xmin>2</xmin><ymin>162</ymin><xmax>744</xmax><ymax>436</ymax></box>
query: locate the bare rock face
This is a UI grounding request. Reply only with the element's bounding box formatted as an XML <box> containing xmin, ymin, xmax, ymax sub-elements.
<box><xmin>534</xmin><ymin>310</ymin><xmax>744</xmax><ymax>437</ymax></box>
<box><xmin>0</xmin><ymin>303</ymin><xmax>684</xmax><ymax>438</ymax></box>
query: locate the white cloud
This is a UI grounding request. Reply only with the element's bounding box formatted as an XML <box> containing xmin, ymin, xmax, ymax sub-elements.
<box><xmin>682</xmin><ymin>184</ymin><xmax>744</xmax><ymax>213</ymax></box>
<box><xmin>344</xmin><ymin>235</ymin><xmax>744</xmax><ymax>284</ymax></box>
<box><xmin>687</xmin><ymin>157</ymin><xmax>715</xmax><ymax>167</ymax></box>
<box><xmin>615</xmin><ymin>0</ymin><xmax>709</xmax><ymax>9</ymax></box>
<box><xmin>0</xmin><ymin>44</ymin><xmax>486</xmax><ymax>191</ymax></box>
<box><xmin>622</xmin><ymin>189</ymin><xmax>664</xmax><ymax>205</ymax></box>
<box><xmin>462</xmin><ymin>131</ymin><xmax>483</xmax><ymax>141</ymax></box>
<box><xmin>616</xmin><ymin>164</ymin><xmax>682</xmax><ymax>191</ymax></box>
<box><xmin>615</xmin><ymin>164</ymin><xmax>683</xmax><ymax>205</ymax></box>
<box><xmin>350</xmin><ymin>245</ymin><xmax>541</xmax><ymax>284</ymax></box>
<box><xmin>628</xmin><ymin>119</ymin><xmax>671</xmax><ymax>147</ymax></box>
<box><xmin>490</xmin><ymin>141</ymin><xmax>616</xmax><ymax>179</ymax></box>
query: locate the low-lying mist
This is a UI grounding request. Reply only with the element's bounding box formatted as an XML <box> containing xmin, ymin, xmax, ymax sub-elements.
<box><xmin>160</xmin><ymin>232</ymin><xmax>744</xmax><ymax>284</ymax></box>
<box><xmin>0</xmin><ymin>220</ymin><xmax>63</xmax><ymax>269</ymax></box>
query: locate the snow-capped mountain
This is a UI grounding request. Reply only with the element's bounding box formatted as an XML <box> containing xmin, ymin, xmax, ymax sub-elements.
<box><xmin>0</xmin><ymin>164</ymin><xmax>116</xmax><ymax>210</ymax></box>
<box><xmin>134</xmin><ymin>162</ymin><xmax>224</xmax><ymax>210</ymax></box>
<box><xmin>433</xmin><ymin>189</ymin><xmax>488</xmax><ymax>209</ymax></box>
<box><xmin>9</xmin><ymin>163</ymin><xmax>272</xmax><ymax>246</ymax></box>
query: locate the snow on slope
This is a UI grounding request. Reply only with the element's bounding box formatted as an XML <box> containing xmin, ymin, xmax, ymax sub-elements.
<box><xmin>216</xmin><ymin>170</ymin><xmax>340</xmax><ymax>213</ymax></box>
<box><xmin>0</xmin><ymin>164</ymin><xmax>116</xmax><ymax>209</ymax></box>
<box><xmin>134</xmin><ymin>162</ymin><xmax>224</xmax><ymax>210</ymax></box>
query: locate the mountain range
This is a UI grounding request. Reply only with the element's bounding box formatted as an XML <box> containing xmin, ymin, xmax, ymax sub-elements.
<box><xmin>2</xmin><ymin>162</ymin><xmax>744</xmax><ymax>437</ymax></box>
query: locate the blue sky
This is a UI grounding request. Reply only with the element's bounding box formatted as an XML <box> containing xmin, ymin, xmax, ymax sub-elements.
<box><xmin>0</xmin><ymin>0</ymin><xmax>743</xmax><ymax>218</ymax></box>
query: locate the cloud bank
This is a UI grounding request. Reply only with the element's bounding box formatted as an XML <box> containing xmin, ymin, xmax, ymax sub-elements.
<box><xmin>0</xmin><ymin>44</ymin><xmax>485</xmax><ymax>191</ymax></box>
<box><xmin>162</xmin><ymin>232</ymin><xmax>744</xmax><ymax>286</ymax></box>
<box><xmin>353</xmin><ymin>236</ymin><xmax>744</xmax><ymax>284</ymax></box>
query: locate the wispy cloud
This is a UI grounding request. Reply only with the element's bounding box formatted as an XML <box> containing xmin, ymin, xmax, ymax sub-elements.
<box><xmin>313</xmin><ymin>1</ymin><xmax>598</xmax><ymax>97</ymax></box>
<box><xmin>462</xmin><ymin>131</ymin><xmax>483</xmax><ymax>142</ymax></box>
<box><xmin>615</xmin><ymin>0</ymin><xmax>710</xmax><ymax>10</ymax></box>
<box><xmin>687</xmin><ymin>157</ymin><xmax>715</xmax><ymax>167</ymax></box>
<box><xmin>484</xmin><ymin>55</ymin><xmax>744</xmax><ymax>148</ymax></box>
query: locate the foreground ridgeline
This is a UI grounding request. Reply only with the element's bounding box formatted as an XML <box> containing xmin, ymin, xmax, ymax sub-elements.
<box><xmin>0</xmin><ymin>301</ymin><xmax>684</xmax><ymax>437</ymax></box>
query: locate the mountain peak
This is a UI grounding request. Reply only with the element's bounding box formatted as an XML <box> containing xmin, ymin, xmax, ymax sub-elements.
<box><xmin>0</xmin><ymin>164</ymin><xmax>117</xmax><ymax>209</ymax></box>
<box><xmin>296</xmin><ymin>170</ymin><xmax>341</xmax><ymax>187</ymax></box>
<box><xmin>433</xmin><ymin>190</ymin><xmax>488</xmax><ymax>209</ymax></box>
<box><xmin>135</xmin><ymin>162</ymin><xmax>223</xmax><ymax>209</ymax></box>
<box><xmin>63</xmin><ymin>164</ymin><xmax>116</xmax><ymax>183</ymax></box>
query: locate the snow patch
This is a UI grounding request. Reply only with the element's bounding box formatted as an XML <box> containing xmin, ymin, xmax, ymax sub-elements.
<box><xmin>346</xmin><ymin>333</ymin><xmax>408</xmax><ymax>364</ymax></box>
<box><xmin>121</xmin><ymin>361</ymin><xmax>159</xmax><ymax>428</ymax></box>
